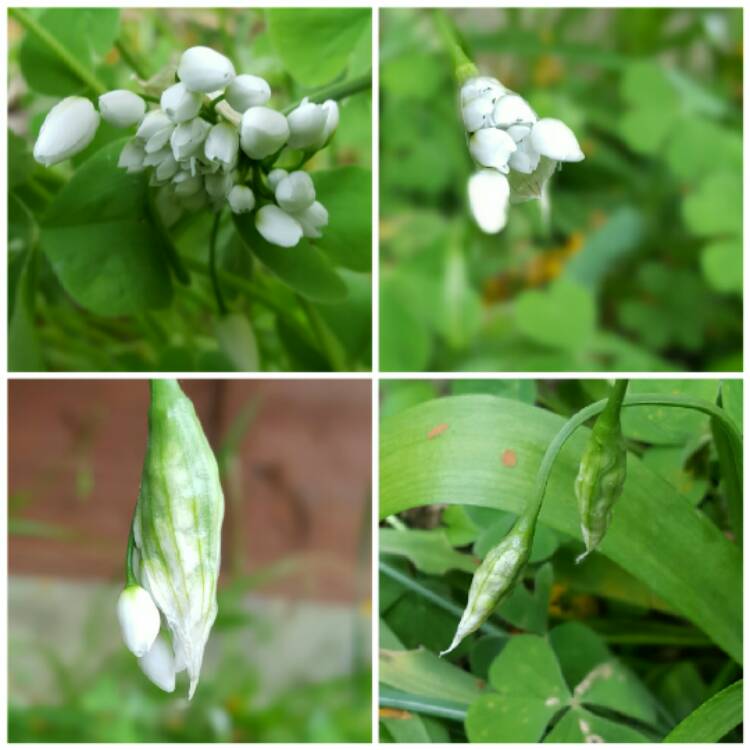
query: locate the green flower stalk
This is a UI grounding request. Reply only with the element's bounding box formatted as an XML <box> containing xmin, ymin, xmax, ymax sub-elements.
<box><xmin>441</xmin><ymin>515</ymin><xmax>533</xmax><ymax>656</ymax></box>
<box><xmin>117</xmin><ymin>379</ymin><xmax>224</xmax><ymax>699</ymax></box>
<box><xmin>574</xmin><ymin>380</ymin><xmax>628</xmax><ymax>561</ymax></box>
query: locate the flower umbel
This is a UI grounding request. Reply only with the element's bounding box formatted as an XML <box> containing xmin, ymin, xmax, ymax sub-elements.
<box><xmin>119</xmin><ymin>379</ymin><xmax>224</xmax><ymax>699</ymax></box>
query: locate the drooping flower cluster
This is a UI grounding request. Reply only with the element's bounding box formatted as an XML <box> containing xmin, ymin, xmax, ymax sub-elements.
<box><xmin>32</xmin><ymin>46</ymin><xmax>339</xmax><ymax>248</ymax></box>
<box><xmin>460</xmin><ymin>75</ymin><xmax>584</xmax><ymax>234</ymax></box>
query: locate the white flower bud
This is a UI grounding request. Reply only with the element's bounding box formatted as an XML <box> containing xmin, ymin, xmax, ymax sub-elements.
<box><xmin>204</xmin><ymin>171</ymin><xmax>234</xmax><ymax>199</ymax></box>
<box><xmin>177</xmin><ymin>46</ymin><xmax>236</xmax><ymax>93</ymax></box>
<box><xmin>468</xmin><ymin>168</ymin><xmax>510</xmax><ymax>234</ymax></box>
<box><xmin>508</xmin><ymin>135</ymin><xmax>541</xmax><ymax>174</ymax></box>
<box><xmin>267</xmin><ymin>168</ymin><xmax>288</xmax><ymax>190</ymax></box>
<box><xmin>227</xmin><ymin>184</ymin><xmax>255</xmax><ymax>213</ymax></box>
<box><xmin>461</xmin><ymin>76</ymin><xmax>505</xmax><ymax>106</ymax></box>
<box><xmin>136</xmin><ymin>110</ymin><xmax>172</xmax><ymax>141</ymax></box>
<box><xmin>98</xmin><ymin>90</ymin><xmax>146</xmax><ymax>128</ymax></box>
<box><xmin>138</xmin><ymin>637</ymin><xmax>177</xmax><ymax>693</ymax></box>
<box><xmin>469</xmin><ymin>128</ymin><xmax>517</xmax><ymax>173</ymax></box>
<box><xmin>461</xmin><ymin>93</ymin><xmax>495</xmax><ymax>133</ymax></box>
<box><xmin>161</xmin><ymin>82</ymin><xmax>202</xmax><ymax>123</ymax></box>
<box><xmin>118</xmin><ymin>140</ymin><xmax>146</xmax><ymax>173</ymax></box>
<box><xmin>255</xmin><ymin>204</ymin><xmax>303</xmax><ymax>247</ymax></box>
<box><xmin>240</xmin><ymin>106</ymin><xmax>289</xmax><ymax>159</ymax></box>
<box><xmin>117</xmin><ymin>585</ymin><xmax>161</xmax><ymax>658</ymax></box>
<box><xmin>530</xmin><ymin>118</ymin><xmax>585</xmax><ymax>162</ymax></box>
<box><xmin>275</xmin><ymin>170</ymin><xmax>316</xmax><ymax>213</ymax></box>
<box><xmin>226</xmin><ymin>74</ymin><xmax>271</xmax><ymax>112</ymax></box>
<box><xmin>293</xmin><ymin>200</ymin><xmax>328</xmax><ymax>239</ymax></box>
<box><xmin>492</xmin><ymin>94</ymin><xmax>537</xmax><ymax>128</ymax></box>
<box><xmin>318</xmin><ymin>100</ymin><xmax>339</xmax><ymax>146</ymax></box>
<box><xmin>33</xmin><ymin>96</ymin><xmax>100</xmax><ymax>166</ymax></box>
<box><xmin>287</xmin><ymin>98</ymin><xmax>327</xmax><ymax>150</ymax></box>
<box><xmin>171</xmin><ymin>117</ymin><xmax>211</xmax><ymax>161</ymax></box>
<box><xmin>506</xmin><ymin>123</ymin><xmax>532</xmax><ymax>143</ymax></box>
<box><xmin>204</xmin><ymin>122</ymin><xmax>239</xmax><ymax>170</ymax></box>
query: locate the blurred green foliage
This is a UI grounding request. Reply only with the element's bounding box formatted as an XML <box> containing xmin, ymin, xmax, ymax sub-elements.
<box><xmin>380</xmin><ymin>8</ymin><xmax>742</xmax><ymax>372</ymax></box>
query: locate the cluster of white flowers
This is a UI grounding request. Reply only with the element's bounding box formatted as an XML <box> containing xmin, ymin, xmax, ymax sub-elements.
<box><xmin>32</xmin><ymin>46</ymin><xmax>339</xmax><ymax>248</ymax></box>
<box><xmin>460</xmin><ymin>75</ymin><xmax>584</xmax><ymax>234</ymax></box>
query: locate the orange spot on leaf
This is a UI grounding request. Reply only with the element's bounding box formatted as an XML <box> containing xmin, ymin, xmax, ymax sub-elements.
<box><xmin>427</xmin><ymin>423</ymin><xmax>449</xmax><ymax>440</ymax></box>
<box><xmin>502</xmin><ymin>449</ymin><xmax>517</xmax><ymax>467</ymax></box>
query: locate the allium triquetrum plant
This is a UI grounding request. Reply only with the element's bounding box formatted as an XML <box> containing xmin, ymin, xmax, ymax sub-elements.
<box><xmin>9</xmin><ymin>8</ymin><xmax>372</xmax><ymax>373</ymax></box>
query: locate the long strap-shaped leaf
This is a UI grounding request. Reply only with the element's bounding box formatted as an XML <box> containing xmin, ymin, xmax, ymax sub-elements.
<box><xmin>662</xmin><ymin>680</ymin><xmax>742</xmax><ymax>742</ymax></box>
<box><xmin>380</xmin><ymin>395</ymin><xmax>742</xmax><ymax>663</ymax></box>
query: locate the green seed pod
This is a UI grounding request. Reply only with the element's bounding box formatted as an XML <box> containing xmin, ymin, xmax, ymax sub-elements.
<box><xmin>574</xmin><ymin>381</ymin><xmax>628</xmax><ymax>561</ymax></box>
<box><xmin>130</xmin><ymin>379</ymin><xmax>224</xmax><ymax>698</ymax></box>
<box><xmin>441</xmin><ymin>517</ymin><xmax>532</xmax><ymax>656</ymax></box>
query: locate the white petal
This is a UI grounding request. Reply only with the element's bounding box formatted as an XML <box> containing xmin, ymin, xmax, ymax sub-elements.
<box><xmin>460</xmin><ymin>76</ymin><xmax>505</xmax><ymax>106</ymax></box>
<box><xmin>226</xmin><ymin>74</ymin><xmax>271</xmax><ymax>112</ymax></box>
<box><xmin>492</xmin><ymin>94</ymin><xmax>537</xmax><ymax>128</ymax></box>
<box><xmin>138</xmin><ymin>637</ymin><xmax>176</xmax><ymax>693</ymax></box>
<box><xmin>469</xmin><ymin>128</ymin><xmax>517</xmax><ymax>173</ymax></box>
<box><xmin>508</xmin><ymin>135</ymin><xmax>541</xmax><ymax>174</ymax></box>
<box><xmin>118</xmin><ymin>140</ymin><xmax>146</xmax><ymax>173</ymax></box>
<box><xmin>461</xmin><ymin>94</ymin><xmax>494</xmax><ymax>133</ymax></box>
<box><xmin>468</xmin><ymin>169</ymin><xmax>510</xmax><ymax>234</ymax></box>
<box><xmin>178</xmin><ymin>46</ymin><xmax>236</xmax><ymax>93</ymax></box>
<box><xmin>255</xmin><ymin>205</ymin><xmax>303</xmax><ymax>247</ymax></box>
<box><xmin>117</xmin><ymin>585</ymin><xmax>161</xmax><ymax>657</ymax></box>
<box><xmin>98</xmin><ymin>90</ymin><xmax>146</xmax><ymax>128</ymax></box>
<box><xmin>227</xmin><ymin>184</ymin><xmax>255</xmax><ymax>213</ymax></box>
<box><xmin>267</xmin><ymin>168</ymin><xmax>288</xmax><ymax>190</ymax></box>
<box><xmin>293</xmin><ymin>200</ymin><xmax>328</xmax><ymax>239</ymax></box>
<box><xmin>161</xmin><ymin>82</ymin><xmax>202</xmax><ymax>124</ymax></box>
<box><xmin>240</xmin><ymin>106</ymin><xmax>289</xmax><ymax>159</ymax></box>
<box><xmin>136</xmin><ymin>110</ymin><xmax>172</xmax><ymax>141</ymax></box>
<box><xmin>530</xmin><ymin>118</ymin><xmax>585</xmax><ymax>162</ymax></box>
<box><xmin>204</xmin><ymin>122</ymin><xmax>239</xmax><ymax>169</ymax></box>
<box><xmin>275</xmin><ymin>171</ymin><xmax>316</xmax><ymax>213</ymax></box>
<box><xmin>286</xmin><ymin>98</ymin><xmax>327</xmax><ymax>150</ymax></box>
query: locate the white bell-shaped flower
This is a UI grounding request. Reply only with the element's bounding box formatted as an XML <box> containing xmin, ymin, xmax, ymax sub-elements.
<box><xmin>154</xmin><ymin>153</ymin><xmax>179</xmax><ymax>182</ymax></box>
<box><xmin>256</xmin><ymin>204</ymin><xmax>303</xmax><ymax>247</ymax></box>
<box><xmin>469</xmin><ymin>128</ymin><xmax>517</xmax><ymax>173</ymax></box>
<box><xmin>508</xmin><ymin>135</ymin><xmax>541</xmax><ymax>174</ymax></box>
<box><xmin>240</xmin><ymin>106</ymin><xmax>289</xmax><ymax>159</ymax></box>
<box><xmin>170</xmin><ymin>117</ymin><xmax>211</xmax><ymax>161</ymax></box>
<box><xmin>161</xmin><ymin>82</ymin><xmax>202</xmax><ymax>124</ymax></box>
<box><xmin>118</xmin><ymin>140</ymin><xmax>146</xmax><ymax>173</ymax></box>
<box><xmin>492</xmin><ymin>94</ymin><xmax>537</xmax><ymax>128</ymax></box>
<box><xmin>275</xmin><ymin>171</ymin><xmax>316</xmax><ymax>213</ymax></box>
<box><xmin>98</xmin><ymin>90</ymin><xmax>146</xmax><ymax>128</ymax></box>
<box><xmin>293</xmin><ymin>201</ymin><xmax>328</xmax><ymax>239</ymax></box>
<box><xmin>267</xmin><ymin>168</ymin><xmax>288</xmax><ymax>190</ymax></box>
<box><xmin>138</xmin><ymin>636</ymin><xmax>178</xmax><ymax>693</ymax></box>
<box><xmin>530</xmin><ymin>118</ymin><xmax>585</xmax><ymax>162</ymax></box>
<box><xmin>33</xmin><ymin>96</ymin><xmax>100</xmax><ymax>166</ymax></box>
<box><xmin>286</xmin><ymin>98</ymin><xmax>327</xmax><ymax>150</ymax></box>
<box><xmin>117</xmin><ymin>584</ymin><xmax>161</xmax><ymax>658</ymax></box>
<box><xmin>144</xmin><ymin>125</ymin><xmax>175</xmax><ymax>154</ymax></box>
<box><xmin>461</xmin><ymin>93</ymin><xmax>494</xmax><ymax>133</ymax></box>
<box><xmin>204</xmin><ymin>122</ymin><xmax>239</xmax><ymax>170</ymax></box>
<box><xmin>178</xmin><ymin>46</ymin><xmax>236</xmax><ymax>93</ymax></box>
<box><xmin>204</xmin><ymin>171</ymin><xmax>234</xmax><ymax>199</ymax></box>
<box><xmin>143</xmin><ymin>147</ymin><xmax>171</xmax><ymax>168</ymax></box>
<box><xmin>136</xmin><ymin>110</ymin><xmax>173</xmax><ymax>141</ymax></box>
<box><xmin>226</xmin><ymin>74</ymin><xmax>271</xmax><ymax>112</ymax></box>
<box><xmin>468</xmin><ymin>168</ymin><xmax>510</xmax><ymax>234</ymax></box>
<box><xmin>227</xmin><ymin>184</ymin><xmax>256</xmax><ymax>213</ymax></box>
<box><xmin>460</xmin><ymin>76</ymin><xmax>505</xmax><ymax>105</ymax></box>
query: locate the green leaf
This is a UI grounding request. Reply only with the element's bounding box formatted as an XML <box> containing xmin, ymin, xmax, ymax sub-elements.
<box><xmin>497</xmin><ymin>563</ymin><xmax>553</xmax><ymax>635</ymax></box>
<box><xmin>721</xmin><ymin>380</ymin><xmax>742</xmax><ymax>433</ymax></box>
<box><xmin>380</xmin><ymin>528</ymin><xmax>477</xmax><ymax>575</ymax></box>
<box><xmin>621</xmin><ymin>380</ymin><xmax>719</xmax><ymax>445</ymax></box>
<box><xmin>701</xmin><ymin>238</ymin><xmax>742</xmax><ymax>294</ymax></box>
<box><xmin>267</xmin><ymin>8</ymin><xmax>371</xmax><ymax>87</ymax></box>
<box><xmin>683</xmin><ymin>172</ymin><xmax>742</xmax><ymax>237</ymax></box>
<box><xmin>450</xmin><ymin>379</ymin><xmax>537</xmax><ymax>403</ymax></box>
<box><xmin>232</xmin><ymin>214</ymin><xmax>347</xmax><ymax>303</ymax></box>
<box><xmin>380</xmin><ymin>395</ymin><xmax>742</xmax><ymax>662</ymax></box>
<box><xmin>9</xmin><ymin>249</ymin><xmax>44</xmax><ymax>371</ymax></box>
<box><xmin>19</xmin><ymin>8</ymin><xmax>119</xmax><ymax>95</ymax></box>
<box><xmin>515</xmin><ymin>278</ymin><xmax>596</xmax><ymax>351</ymax></box>
<box><xmin>641</xmin><ymin>446</ymin><xmax>708</xmax><ymax>505</ymax></box>
<box><xmin>663</xmin><ymin>680</ymin><xmax>742</xmax><ymax>742</ymax></box>
<box><xmin>214</xmin><ymin>313</ymin><xmax>260</xmax><ymax>371</ymax></box>
<box><xmin>544</xmin><ymin>706</ymin><xmax>650</xmax><ymax>742</ymax></box>
<box><xmin>40</xmin><ymin>140</ymin><xmax>173</xmax><ymax>316</ymax></box>
<box><xmin>380</xmin><ymin>276</ymin><xmax>431</xmax><ymax>371</ymax></box>
<box><xmin>380</xmin><ymin>647</ymin><xmax>482</xmax><ymax>706</ymax></box>
<box><xmin>465</xmin><ymin>635</ymin><xmax>570</xmax><ymax>742</ymax></box>
<box><xmin>8</xmin><ymin>129</ymin><xmax>35</xmax><ymax>187</ymax></box>
<box><xmin>312</xmin><ymin>167</ymin><xmax>371</xmax><ymax>272</ymax></box>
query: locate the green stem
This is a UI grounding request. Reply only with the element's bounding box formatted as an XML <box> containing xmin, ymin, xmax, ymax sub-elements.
<box><xmin>9</xmin><ymin>8</ymin><xmax>108</xmax><ymax>96</ymax></box>
<box><xmin>125</xmin><ymin>521</ymin><xmax>137</xmax><ymax>585</ymax></box>
<box><xmin>282</xmin><ymin>72</ymin><xmax>372</xmax><ymax>115</ymax></box>
<box><xmin>145</xmin><ymin>188</ymin><xmax>191</xmax><ymax>285</ymax></box>
<box><xmin>209</xmin><ymin>211</ymin><xmax>228</xmax><ymax>315</ymax></box>
<box><xmin>296</xmin><ymin>295</ymin><xmax>348</xmax><ymax>372</ymax></box>
<box><xmin>380</xmin><ymin>688</ymin><xmax>468</xmax><ymax>723</ymax></box>
<box><xmin>115</xmin><ymin>37</ymin><xmax>149</xmax><ymax>80</ymax></box>
<box><xmin>525</xmin><ymin>393</ymin><xmax>743</xmax><ymax>528</ymax></box>
<box><xmin>432</xmin><ymin>9</ymin><xmax>478</xmax><ymax>83</ymax></box>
